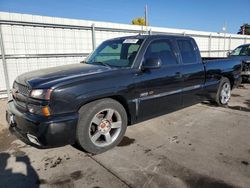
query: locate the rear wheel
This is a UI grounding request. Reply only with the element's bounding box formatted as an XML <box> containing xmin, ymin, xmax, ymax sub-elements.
<box><xmin>215</xmin><ymin>77</ymin><xmax>231</xmax><ymax>106</ymax></box>
<box><xmin>76</xmin><ymin>98</ymin><xmax>127</xmax><ymax>154</ymax></box>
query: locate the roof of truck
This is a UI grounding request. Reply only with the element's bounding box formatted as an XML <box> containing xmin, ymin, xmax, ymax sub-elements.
<box><xmin>110</xmin><ymin>34</ymin><xmax>192</xmax><ymax>41</ymax></box>
<box><xmin>238</xmin><ymin>43</ymin><xmax>250</xmax><ymax>47</ymax></box>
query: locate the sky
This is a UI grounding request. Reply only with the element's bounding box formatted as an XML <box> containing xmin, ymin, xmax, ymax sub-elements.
<box><xmin>0</xmin><ymin>0</ymin><xmax>249</xmax><ymax>34</ymax></box>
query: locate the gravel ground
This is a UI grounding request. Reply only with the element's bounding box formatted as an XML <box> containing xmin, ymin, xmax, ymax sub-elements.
<box><xmin>0</xmin><ymin>83</ymin><xmax>249</xmax><ymax>188</ymax></box>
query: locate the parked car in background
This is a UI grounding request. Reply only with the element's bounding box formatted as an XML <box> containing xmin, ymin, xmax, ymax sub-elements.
<box><xmin>6</xmin><ymin>35</ymin><xmax>242</xmax><ymax>154</ymax></box>
<box><xmin>229</xmin><ymin>43</ymin><xmax>250</xmax><ymax>82</ymax></box>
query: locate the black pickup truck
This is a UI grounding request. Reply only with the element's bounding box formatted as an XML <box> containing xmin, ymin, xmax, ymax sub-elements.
<box><xmin>6</xmin><ymin>35</ymin><xmax>241</xmax><ymax>154</ymax></box>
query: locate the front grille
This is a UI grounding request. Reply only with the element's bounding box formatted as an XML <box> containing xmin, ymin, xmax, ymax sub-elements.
<box><xmin>12</xmin><ymin>81</ymin><xmax>31</xmax><ymax>111</ymax></box>
<box><xmin>13</xmin><ymin>82</ymin><xmax>31</xmax><ymax>96</ymax></box>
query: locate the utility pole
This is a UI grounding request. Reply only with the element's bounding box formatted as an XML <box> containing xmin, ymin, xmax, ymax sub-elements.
<box><xmin>222</xmin><ymin>22</ymin><xmax>227</xmax><ymax>57</ymax></box>
<box><xmin>144</xmin><ymin>4</ymin><xmax>148</xmax><ymax>27</ymax></box>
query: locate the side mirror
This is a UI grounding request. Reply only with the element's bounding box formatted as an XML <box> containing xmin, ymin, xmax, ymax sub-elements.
<box><xmin>142</xmin><ymin>58</ymin><xmax>161</xmax><ymax>70</ymax></box>
<box><xmin>227</xmin><ymin>51</ymin><xmax>231</xmax><ymax>57</ymax></box>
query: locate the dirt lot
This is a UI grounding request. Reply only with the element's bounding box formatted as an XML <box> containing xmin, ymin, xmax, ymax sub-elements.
<box><xmin>0</xmin><ymin>84</ymin><xmax>250</xmax><ymax>188</ymax></box>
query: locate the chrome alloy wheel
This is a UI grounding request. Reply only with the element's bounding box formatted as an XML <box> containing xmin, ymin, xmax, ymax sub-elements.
<box><xmin>220</xmin><ymin>82</ymin><xmax>231</xmax><ymax>104</ymax></box>
<box><xmin>89</xmin><ymin>108</ymin><xmax>122</xmax><ymax>147</ymax></box>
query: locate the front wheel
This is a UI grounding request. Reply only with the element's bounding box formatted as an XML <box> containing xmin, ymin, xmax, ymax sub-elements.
<box><xmin>215</xmin><ymin>77</ymin><xmax>231</xmax><ymax>106</ymax></box>
<box><xmin>76</xmin><ymin>98</ymin><xmax>127</xmax><ymax>154</ymax></box>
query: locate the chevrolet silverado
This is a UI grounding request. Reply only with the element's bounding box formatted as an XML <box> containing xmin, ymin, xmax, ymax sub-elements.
<box><xmin>6</xmin><ymin>35</ymin><xmax>242</xmax><ymax>154</ymax></box>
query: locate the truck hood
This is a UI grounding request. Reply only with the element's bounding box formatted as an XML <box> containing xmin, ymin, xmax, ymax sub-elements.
<box><xmin>16</xmin><ymin>63</ymin><xmax>111</xmax><ymax>88</ymax></box>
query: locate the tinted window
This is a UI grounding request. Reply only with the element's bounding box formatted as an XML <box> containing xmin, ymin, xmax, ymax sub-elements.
<box><xmin>231</xmin><ymin>45</ymin><xmax>250</xmax><ymax>56</ymax></box>
<box><xmin>127</xmin><ymin>44</ymin><xmax>140</xmax><ymax>63</ymax></box>
<box><xmin>177</xmin><ymin>40</ymin><xmax>197</xmax><ymax>64</ymax></box>
<box><xmin>95</xmin><ymin>43</ymin><xmax>122</xmax><ymax>62</ymax></box>
<box><xmin>128</xmin><ymin>44</ymin><xmax>140</xmax><ymax>55</ymax></box>
<box><xmin>86</xmin><ymin>39</ymin><xmax>143</xmax><ymax>67</ymax></box>
<box><xmin>144</xmin><ymin>40</ymin><xmax>177</xmax><ymax>65</ymax></box>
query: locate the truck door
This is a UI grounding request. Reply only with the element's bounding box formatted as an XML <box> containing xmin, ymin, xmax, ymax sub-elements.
<box><xmin>176</xmin><ymin>38</ymin><xmax>206</xmax><ymax>107</ymax></box>
<box><xmin>135</xmin><ymin>38</ymin><xmax>183</xmax><ymax>121</ymax></box>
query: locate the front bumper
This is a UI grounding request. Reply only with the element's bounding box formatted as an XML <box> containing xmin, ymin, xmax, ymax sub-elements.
<box><xmin>6</xmin><ymin>100</ymin><xmax>78</xmax><ymax>148</ymax></box>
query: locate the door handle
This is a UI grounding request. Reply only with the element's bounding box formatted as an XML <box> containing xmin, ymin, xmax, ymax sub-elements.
<box><xmin>175</xmin><ymin>72</ymin><xmax>182</xmax><ymax>78</ymax></box>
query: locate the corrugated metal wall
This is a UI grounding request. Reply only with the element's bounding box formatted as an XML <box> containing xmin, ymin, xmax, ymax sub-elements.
<box><xmin>1</xmin><ymin>12</ymin><xmax>250</xmax><ymax>98</ymax></box>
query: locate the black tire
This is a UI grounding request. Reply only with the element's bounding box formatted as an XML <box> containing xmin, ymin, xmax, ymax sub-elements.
<box><xmin>215</xmin><ymin>77</ymin><xmax>231</xmax><ymax>106</ymax></box>
<box><xmin>76</xmin><ymin>98</ymin><xmax>127</xmax><ymax>154</ymax></box>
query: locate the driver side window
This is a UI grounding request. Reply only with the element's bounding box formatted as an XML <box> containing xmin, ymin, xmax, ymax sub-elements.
<box><xmin>144</xmin><ymin>40</ymin><xmax>177</xmax><ymax>66</ymax></box>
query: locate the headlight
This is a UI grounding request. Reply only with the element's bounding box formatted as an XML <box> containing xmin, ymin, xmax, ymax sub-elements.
<box><xmin>27</xmin><ymin>104</ymin><xmax>51</xmax><ymax>116</ymax></box>
<box><xmin>30</xmin><ymin>89</ymin><xmax>52</xmax><ymax>100</ymax></box>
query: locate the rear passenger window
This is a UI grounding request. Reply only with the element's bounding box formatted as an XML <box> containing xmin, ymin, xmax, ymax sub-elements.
<box><xmin>177</xmin><ymin>40</ymin><xmax>197</xmax><ymax>64</ymax></box>
<box><xmin>144</xmin><ymin>40</ymin><xmax>177</xmax><ymax>65</ymax></box>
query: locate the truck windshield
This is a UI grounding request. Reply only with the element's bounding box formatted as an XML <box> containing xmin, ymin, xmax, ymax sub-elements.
<box><xmin>230</xmin><ymin>45</ymin><xmax>250</xmax><ymax>56</ymax></box>
<box><xmin>85</xmin><ymin>38</ymin><xmax>143</xmax><ymax>67</ymax></box>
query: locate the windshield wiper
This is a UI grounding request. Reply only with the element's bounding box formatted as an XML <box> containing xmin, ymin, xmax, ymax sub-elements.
<box><xmin>91</xmin><ymin>61</ymin><xmax>111</xmax><ymax>68</ymax></box>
